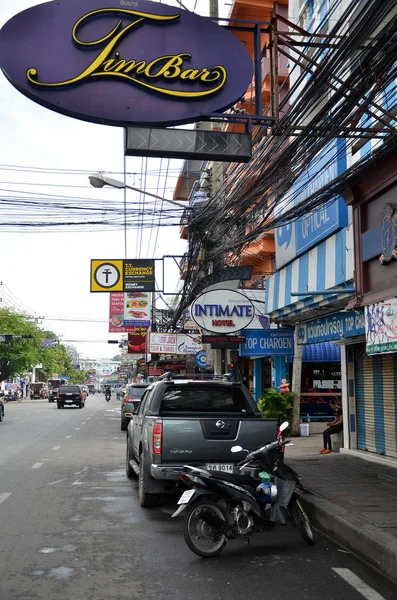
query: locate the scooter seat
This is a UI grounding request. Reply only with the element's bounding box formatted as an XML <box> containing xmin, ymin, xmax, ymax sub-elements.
<box><xmin>209</xmin><ymin>470</ymin><xmax>257</xmax><ymax>488</ymax></box>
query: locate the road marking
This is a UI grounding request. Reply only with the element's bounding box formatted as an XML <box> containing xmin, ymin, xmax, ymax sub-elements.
<box><xmin>0</xmin><ymin>492</ymin><xmax>12</xmax><ymax>505</ymax></box>
<box><xmin>75</xmin><ymin>428</ymin><xmax>80</xmax><ymax>430</ymax></box>
<box><xmin>52</xmin><ymin>446</ymin><xmax>61</xmax><ymax>451</ymax></box>
<box><xmin>86</xmin><ymin>418</ymin><xmax>90</xmax><ymax>420</ymax></box>
<box><xmin>31</xmin><ymin>462</ymin><xmax>43</xmax><ymax>469</ymax></box>
<box><xmin>47</xmin><ymin>479</ymin><xmax>66</xmax><ymax>486</ymax></box>
<box><xmin>72</xmin><ymin>481</ymin><xmax>85</xmax><ymax>486</ymax></box>
<box><xmin>65</xmin><ymin>435</ymin><xmax>72</xmax><ymax>439</ymax></box>
<box><xmin>82</xmin><ymin>422</ymin><xmax>86</xmax><ymax>424</ymax></box>
<box><xmin>333</xmin><ymin>569</ymin><xmax>386</xmax><ymax>600</ymax></box>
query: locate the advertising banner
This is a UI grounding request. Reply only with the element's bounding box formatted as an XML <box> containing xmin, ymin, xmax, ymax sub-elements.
<box><xmin>298</xmin><ymin>311</ymin><xmax>365</xmax><ymax>344</ymax></box>
<box><xmin>127</xmin><ymin>328</ymin><xmax>148</xmax><ymax>355</ymax></box>
<box><xmin>176</xmin><ymin>334</ymin><xmax>202</xmax><ymax>355</ymax></box>
<box><xmin>109</xmin><ymin>293</ymin><xmax>135</xmax><ymax>332</ymax></box>
<box><xmin>239</xmin><ymin>329</ymin><xmax>294</xmax><ymax>357</ymax></box>
<box><xmin>149</xmin><ymin>333</ymin><xmax>177</xmax><ymax>354</ymax></box>
<box><xmin>123</xmin><ymin>291</ymin><xmax>151</xmax><ymax>327</ymax></box>
<box><xmin>365</xmin><ymin>299</ymin><xmax>397</xmax><ymax>354</ymax></box>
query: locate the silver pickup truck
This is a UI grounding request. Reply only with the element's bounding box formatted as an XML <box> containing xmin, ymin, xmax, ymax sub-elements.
<box><xmin>126</xmin><ymin>375</ymin><xmax>278</xmax><ymax>507</ymax></box>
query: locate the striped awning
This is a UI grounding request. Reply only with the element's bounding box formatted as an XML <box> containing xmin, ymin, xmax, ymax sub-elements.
<box><xmin>287</xmin><ymin>342</ymin><xmax>341</xmax><ymax>362</ymax></box>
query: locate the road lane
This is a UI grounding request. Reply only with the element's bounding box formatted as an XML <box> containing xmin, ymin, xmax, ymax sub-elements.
<box><xmin>0</xmin><ymin>396</ymin><xmax>396</xmax><ymax>600</ymax></box>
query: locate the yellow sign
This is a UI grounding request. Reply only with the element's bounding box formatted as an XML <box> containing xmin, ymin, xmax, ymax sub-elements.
<box><xmin>91</xmin><ymin>259</ymin><xmax>123</xmax><ymax>292</ymax></box>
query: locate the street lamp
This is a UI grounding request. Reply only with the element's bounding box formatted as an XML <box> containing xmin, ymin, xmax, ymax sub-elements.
<box><xmin>89</xmin><ymin>173</ymin><xmax>188</xmax><ymax>209</ymax></box>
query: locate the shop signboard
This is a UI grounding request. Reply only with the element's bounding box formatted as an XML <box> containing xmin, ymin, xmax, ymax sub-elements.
<box><xmin>275</xmin><ymin>139</ymin><xmax>348</xmax><ymax>269</ymax></box>
<box><xmin>239</xmin><ymin>329</ymin><xmax>294</xmax><ymax>357</ymax></box>
<box><xmin>123</xmin><ymin>290</ymin><xmax>151</xmax><ymax>327</ymax></box>
<box><xmin>298</xmin><ymin>311</ymin><xmax>365</xmax><ymax>345</ymax></box>
<box><xmin>109</xmin><ymin>293</ymin><xmax>135</xmax><ymax>332</ymax></box>
<box><xmin>0</xmin><ymin>0</ymin><xmax>253</xmax><ymax>127</ymax></box>
<box><xmin>149</xmin><ymin>333</ymin><xmax>177</xmax><ymax>354</ymax></box>
<box><xmin>365</xmin><ymin>299</ymin><xmax>397</xmax><ymax>354</ymax></box>
<box><xmin>127</xmin><ymin>327</ymin><xmax>148</xmax><ymax>354</ymax></box>
<box><xmin>176</xmin><ymin>334</ymin><xmax>202</xmax><ymax>355</ymax></box>
<box><xmin>195</xmin><ymin>351</ymin><xmax>207</xmax><ymax>367</ymax></box>
<box><xmin>191</xmin><ymin>289</ymin><xmax>254</xmax><ymax>334</ymax></box>
<box><xmin>123</xmin><ymin>260</ymin><xmax>155</xmax><ymax>292</ymax></box>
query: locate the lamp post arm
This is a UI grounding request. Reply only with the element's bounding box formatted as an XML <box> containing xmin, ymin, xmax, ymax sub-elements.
<box><xmin>124</xmin><ymin>183</ymin><xmax>188</xmax><ymax>210</ymax></box>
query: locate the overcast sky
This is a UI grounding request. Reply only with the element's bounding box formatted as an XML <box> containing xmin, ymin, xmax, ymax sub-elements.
<box><xmin>0</xmin><ymin>0</ymin><xmax>230</xmax><ymax>360</ymax></box>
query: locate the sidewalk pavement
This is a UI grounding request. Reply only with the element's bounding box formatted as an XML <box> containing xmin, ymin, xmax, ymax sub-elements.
<box><xmin>285</xmin><ymin>433</ymin><xmax>397</xmax><ymax>582</ymax></box>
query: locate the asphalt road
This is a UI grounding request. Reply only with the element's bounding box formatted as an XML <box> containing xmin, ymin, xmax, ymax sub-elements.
<box><xmin>0</xmin><ymin>395</ymin><xmax>396</xmax><ymax>600</ymax></box>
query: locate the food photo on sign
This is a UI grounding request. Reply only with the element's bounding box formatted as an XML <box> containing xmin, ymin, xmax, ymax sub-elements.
<box><xmin>109</xmin><ymin>292</ymin><xmax>135</xmax><ymax>332</ymax></box>
<box><xmin>123</xmin><ymin>292</ymin><xmax>151</xmax><ymax>327</ymax></box>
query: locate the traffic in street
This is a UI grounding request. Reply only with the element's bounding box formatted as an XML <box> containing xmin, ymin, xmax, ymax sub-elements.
<box><xmin>1</xmin><ymin>395</ymin><xmax>396</xmax><ymax>600</ymax></box>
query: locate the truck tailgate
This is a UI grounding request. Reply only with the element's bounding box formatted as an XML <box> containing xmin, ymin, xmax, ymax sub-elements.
<box><xmin>161</xmin><ymin>417</ymin><xmax>277</xmax><ymax>462</ymax></box>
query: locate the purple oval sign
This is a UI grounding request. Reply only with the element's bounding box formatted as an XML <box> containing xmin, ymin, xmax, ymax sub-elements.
<box><xmin>0</xmin><ymin>0</ymin><xmax>253</xmax><ymax>126</ymax></box>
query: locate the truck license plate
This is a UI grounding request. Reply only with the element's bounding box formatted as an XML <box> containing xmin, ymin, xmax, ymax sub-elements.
<box><xmin>205</xmin><ymin>463</ymin><xmax>234</xmax><ymax>472</ymax></box>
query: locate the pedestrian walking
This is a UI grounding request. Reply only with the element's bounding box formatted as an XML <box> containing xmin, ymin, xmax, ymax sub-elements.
<box><xmin>320</xmin><ymin>400</ymin><xmax>343</xmax><ymax>454</ymax></box>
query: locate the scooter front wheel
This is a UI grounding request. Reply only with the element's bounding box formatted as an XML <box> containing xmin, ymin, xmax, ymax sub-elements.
<box><xmin>183</xmin><ymin>499</ymin><xmax>227</xmax><ymax>558</ymax></box>
<box><xmin>291</xmin><ymin>498</ymin><xmax>315</xmax><ymax>545</ymax></box>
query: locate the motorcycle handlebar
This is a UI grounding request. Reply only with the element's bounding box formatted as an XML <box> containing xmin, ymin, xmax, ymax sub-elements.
<box><xmin>237</xmin><ymin>438</ymin><xmax>290</xmax><ymax>465</ymax></box>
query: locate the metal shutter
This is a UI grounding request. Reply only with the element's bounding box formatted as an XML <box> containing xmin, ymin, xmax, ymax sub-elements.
<box><xmin>381</xmin><ymin>354</ymin><xmax>397</xmax><ymax>458</ymax></box>
<box><xmin>354</xmin><ymin>344</ymin><xmax>376</xmax><ymax>452</ymax></box>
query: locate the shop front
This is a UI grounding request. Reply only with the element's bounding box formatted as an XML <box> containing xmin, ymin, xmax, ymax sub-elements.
<box><xmin>342</xmin><ymin>147</ymin><xmax>397</xmax><ymax>458</ymax></box>
<box><xmin>297</xmin><ymin>310</ymin><xmax>365</xmax><ymax>433</ymax></box>
<box><xmin>239</xmin><ymin>328</ymin><xmax>294</xmax><ymax>401</ymax></box>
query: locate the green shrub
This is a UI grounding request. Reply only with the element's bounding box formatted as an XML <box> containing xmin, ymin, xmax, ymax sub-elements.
<box><xmin>257</xmin><ymin>388</ymin><xmax>297</xmax><ymax>422</ymax></box>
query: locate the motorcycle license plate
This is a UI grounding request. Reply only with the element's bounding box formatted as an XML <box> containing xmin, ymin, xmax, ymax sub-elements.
<box><xmin>177</xmin><ymin>489</ymin><xmax>196</xmax><ymax>505</ymax></box>
<box><xmin>206</xmin><ymin>463</ymin><xmax>234</xmax><ymax>472</ymax></box>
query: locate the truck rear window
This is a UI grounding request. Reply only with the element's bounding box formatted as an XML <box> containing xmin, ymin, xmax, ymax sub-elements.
<box><xmin>160</xmin><ymin>386</ymin><xmax>251</xmax><ymax>414</ymax></box>
<box><xmin>59</xmin><ymin>386</ymin><xmax>80</xmax><ymax>394</ymax></box>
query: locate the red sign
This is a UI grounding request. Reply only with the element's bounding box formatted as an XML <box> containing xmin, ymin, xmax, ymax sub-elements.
<box><xmin>109</xmin><ymin>292</ymin><xmax>134</xmax><ymax>333</ymax></box>
<box><xmin>148</xmin><ymin>366</ymin><xmax>163</xmax><ymax>376</ymax></box>
<box><xmin>202</xmin><ymin>335</ymin><xmax>245</xmax><ymax>343</ymax></box>
<box><xmin>128</xmin><ymin>327</ymin><xmax>148</xmax><ymax>354</ymax></box>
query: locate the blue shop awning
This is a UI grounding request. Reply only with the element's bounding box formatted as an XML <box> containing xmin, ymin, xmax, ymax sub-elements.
<box><xmin>287</xmin><ymin>342</ymin><xmax>341</xmax><ymax>362</ymax></box>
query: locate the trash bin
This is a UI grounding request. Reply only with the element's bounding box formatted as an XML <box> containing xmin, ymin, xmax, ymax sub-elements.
<box><xmin>300</xmin><ymin>423</ymin><xmax>310</xmax><ymax>437</ymax></box>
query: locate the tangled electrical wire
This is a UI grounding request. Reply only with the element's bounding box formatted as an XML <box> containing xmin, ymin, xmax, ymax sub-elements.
<box><xmin>170</xmin><ymin>0</ymin><xmax>397</xmax><ymax>327</ymax></box>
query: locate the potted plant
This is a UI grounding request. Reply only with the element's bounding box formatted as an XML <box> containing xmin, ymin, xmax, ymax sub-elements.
<box><xmin>257</xmin><ymin>387</ymin><xmax>297</xmax><ymax>423</ymax></box>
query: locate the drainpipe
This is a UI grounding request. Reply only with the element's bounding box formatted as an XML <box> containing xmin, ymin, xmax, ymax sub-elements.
<box><xmin>291</xmin><ymin>324</ymin><xmax>302</xmax><ymax>436</ymax></box>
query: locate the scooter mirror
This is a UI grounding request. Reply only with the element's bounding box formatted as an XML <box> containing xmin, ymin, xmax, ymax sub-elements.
<box><xmin>231</xmin><ymin>445</ymin><xmax>243</xmax><ymax>453</ymax></box>
<box><xmin>279</xmin><ymin>421</ymin><xmax>289</xmax><ymax>433</ymax></box>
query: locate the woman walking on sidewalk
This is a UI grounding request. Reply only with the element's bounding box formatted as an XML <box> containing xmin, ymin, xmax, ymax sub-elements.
<box><xmin>320</xmin><ymin>400</ymin><xmax>343</xmax><ymax>454</ymax></box>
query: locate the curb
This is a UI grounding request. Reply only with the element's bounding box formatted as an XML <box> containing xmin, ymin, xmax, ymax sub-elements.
<box><xmin>300</xmin><ymin>492</ymin><xmax>397</xmax><ymax>583</ymax></box>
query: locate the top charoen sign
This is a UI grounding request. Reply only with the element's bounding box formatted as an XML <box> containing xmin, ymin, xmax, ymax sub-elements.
<box><xmin>191</xmin><ymin>289</ymin><xmax>254</xmax><ymax>334</ymax></box>
<box><xmin>0</xmin><ymin>0</ymin><xmax>253</xmax><ymax>126</ymax></box>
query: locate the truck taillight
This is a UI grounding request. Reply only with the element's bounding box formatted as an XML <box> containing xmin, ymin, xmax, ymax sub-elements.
<box><xmin>56</xmin><ymin>392</ymin><xmax>59</xmax><ymax>399</ymax></box>
<box><xmin>79</xmin><ymin>392</ymin><xmax>82</xmax><ymax>399</ymax></box>
<box><xmin>152</xmin><ymin>423</ymin><xmax>162</xmax><ymax>455</ymax></box>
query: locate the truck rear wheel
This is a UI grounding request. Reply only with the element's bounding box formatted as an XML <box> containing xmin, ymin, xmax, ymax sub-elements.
<box><xmin>138</xmin><ymin>452</ymin><xmax>159</xmax><ymax>508</ymax></box>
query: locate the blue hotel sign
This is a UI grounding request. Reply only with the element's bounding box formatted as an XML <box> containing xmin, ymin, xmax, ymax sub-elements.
<box><xmin>275</xmin><ymin>139</ymin><xmax>348</xmax><ymax>269</ymax></box>
<box><xmin>239</xmin><ymin>329</ymin><xmax>294</xmax><ymax>357</ymax></box>
<box><xmin>297</xmin><ymin>311</ymin><xmax>365</xmax><ymax>345</ymax></box>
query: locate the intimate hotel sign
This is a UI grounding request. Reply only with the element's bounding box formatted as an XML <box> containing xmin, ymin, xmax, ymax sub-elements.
<box><xmin>0</xmin><ymin>0</ymin><xmax>253</xmax><ymax>126</ymax></box>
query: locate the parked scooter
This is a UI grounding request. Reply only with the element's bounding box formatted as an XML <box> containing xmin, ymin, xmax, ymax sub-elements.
<box><xmin>173</xmin><ymin>422</ymin><xmax>314</xmax><ymax>558</ymax></box>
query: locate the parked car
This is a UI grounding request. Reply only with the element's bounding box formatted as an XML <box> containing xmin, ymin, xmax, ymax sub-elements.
<box><xmin>0</xmin><ymin>397</ymin><xmax>4</xmax><ymax>422</ymax></box>
<box><xmin>126</xmin><ymin>373</ymin><xmax>278</xmax><ymax>507</ymax></box>
<box><xmin>29</xmin><ymin>382</ymin><xmax>48</xmax><ymax>400</ymax></box>
<box><xmin>121</xmin><ymin>384</ymin><xmax>148</xmax><ymax>431</ymax></box>
<box><xmin>57</xmin><ymin>385</ymin><xmax>86</xmax><ymax>409</ymax></box>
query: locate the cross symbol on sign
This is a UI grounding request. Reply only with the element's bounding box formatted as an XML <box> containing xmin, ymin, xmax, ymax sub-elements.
<box><xmin>94</xmin><ymin>263</ymin><xmax>121</xmax><ymax>288</ymax></box>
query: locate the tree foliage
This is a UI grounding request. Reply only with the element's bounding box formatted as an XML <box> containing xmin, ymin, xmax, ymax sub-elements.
<box><xmin>0</xmin><ymin>308</ymin><xmax>82</xmax><ymax>382</ymax></box>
